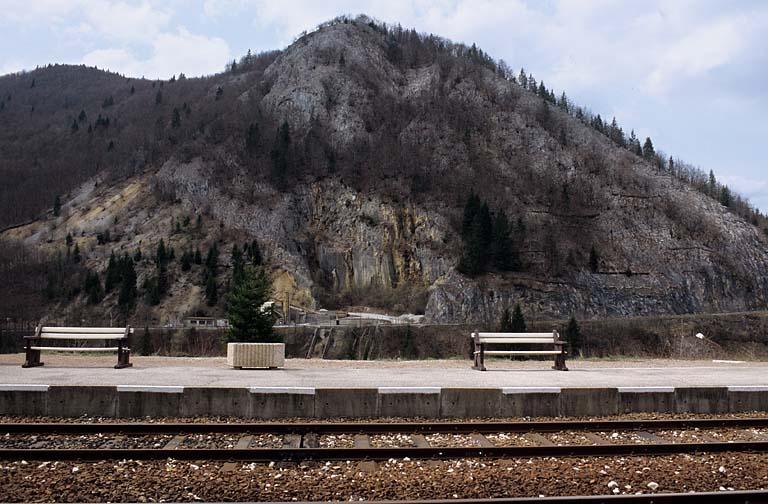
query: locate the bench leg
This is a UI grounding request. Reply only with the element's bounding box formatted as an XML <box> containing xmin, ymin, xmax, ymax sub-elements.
<box><xmin>115</xmin><ymin>343</ymin><xmax>133</xmax><ymax>369</ymax></box>
<box><xmin>553</xmin><ymin>352</ymin><xmax>568</xmax><ymax>371</ymax></box>
<box><xmin>22</xmin><ymin>340</ymin><xmax>43</xmax><ymax>368</ymax></box>
<box><xmin>472</xmin><ymin>342</ymin><xmax>486</xmax><ymax>371</ymax></box>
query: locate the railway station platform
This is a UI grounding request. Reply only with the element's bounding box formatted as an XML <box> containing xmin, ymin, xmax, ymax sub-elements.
<box><xmin>1</xmin><ymin>356</ymin><xmax>768</xmax><ymax>418</ymax></box>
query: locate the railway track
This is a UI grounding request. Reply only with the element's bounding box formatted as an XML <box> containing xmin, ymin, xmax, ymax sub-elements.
<box><xmin>2</xmin><ymin>418</ymin><xmax>768</xmax><ymax>461</ymax></box>
<box><xmin>344</xmin><ymin>494</ymin><xmax>768</xmax><ymax>503</ymax></box>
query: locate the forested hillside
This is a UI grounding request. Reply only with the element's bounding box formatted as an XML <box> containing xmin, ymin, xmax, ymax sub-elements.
<box><xmin>1</xmin><ymin>15</ymin><xmax>767</xmax><ymax>325</ymax></box>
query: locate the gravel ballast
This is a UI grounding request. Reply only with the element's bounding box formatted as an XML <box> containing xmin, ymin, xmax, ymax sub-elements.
<box><xmin>1</xmin><ymin>453</ymin><xmax>767</xmax><ymax>502</ymax></box>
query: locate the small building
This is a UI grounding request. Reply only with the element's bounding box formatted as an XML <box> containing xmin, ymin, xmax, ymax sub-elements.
<box><xmin>184</xmin><ymin>317</ymin><xmax>230</xmax><ymax>329</ymax></box>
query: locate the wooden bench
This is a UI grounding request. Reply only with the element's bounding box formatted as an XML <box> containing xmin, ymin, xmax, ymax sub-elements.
<box><xmin>471</xmin><ymin>331</ymin><xmax>567</xmax><ymax>371</ymax></box>
<box><xmin>22</xmin><ymin>326</ymin><xmax>133</xmax><ymax>369</ymax></box>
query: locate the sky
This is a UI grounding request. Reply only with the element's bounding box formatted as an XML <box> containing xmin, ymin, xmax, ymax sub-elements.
<box><xmin>1</xmin><ymin>0</ymin><xmax>767</xmax><ymax>212</ymax></box>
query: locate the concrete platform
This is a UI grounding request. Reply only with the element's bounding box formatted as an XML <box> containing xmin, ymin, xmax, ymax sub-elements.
<box><xmin>1</xmin><ymin>356</ymin><xmax>767</xmax><ymax>418</ymax></box>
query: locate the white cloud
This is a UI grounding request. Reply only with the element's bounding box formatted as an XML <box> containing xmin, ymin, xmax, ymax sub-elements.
<box><xmin>83</xmin><ymin>1</ymin><xmax>172</xmax><ymax>43</ymax></box>
<box><xmin>83</xmin><ymin>28</ymin><xmax>230</xmax><ymax>78</ymax></box>
<box><xmin>0</xmin><ymin>0</ymin><xmax>82</xmax><ymax>23</ymax></box>
<box><xmin>645</xmin><ymin>15</ymin><xmax>749</xmax><ymax>96</ymax></box>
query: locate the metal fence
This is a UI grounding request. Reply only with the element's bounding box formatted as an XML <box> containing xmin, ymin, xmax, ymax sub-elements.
<box><xmin>0</xmin><ymin>319</ymin><xmax>35</xmax><ymax>353</ymax></box>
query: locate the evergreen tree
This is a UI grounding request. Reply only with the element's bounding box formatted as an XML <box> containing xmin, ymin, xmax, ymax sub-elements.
<box><xmin>642</xmin><ymin>137</ymin><xmax>655</xmax><ymax>160</ymax></box>
<box><xmin>476</xmin><ymin>203</ymin><xmax>493</xmax><ymax>258</ymax></box>
<box><xmin>105</xmin><ymin>251</ymin><xmax>119</xmax><ymax>292</ymax></box>
<box><xmin>194</xmin><ymin>248</ymin><xmax>202</xmax><ymax>265</ymax></box>
<box><xmin>563</xmin><ymin>315</ymin><xmax>583</xmax><ymax>357</ymax></box>
<box><xmin>84</xmin><ymin>271</ymin><xmax>103</xmax><ymax>305</ymax></box>
<box><xmin>71</xmin><ymin>119</ymin><xmax>79</xmax><ymax>132</ymax></box>
<box><xmin>270</xmin><ymin>121</ymin><xmax>291</xmax><ymax>189</ymax></box>
<box><xmin>518</xmin><ymin>68</ymin><xmax>528</xmax><ymax>88</ymax></box>
<box><xmin>155</xmin><ymin>239</ymin><xmax>168</xmax><ymax>266</ymax></box>
<box><xmin>510</xmin><ymin>303</ymin><xmax>527</xmax><ymax>332</ymax></box>
<box><xmin>231</xmin><ymin>244</ymin><xmax>244</xmax><ymax>282</ymax></box>
<box><xmin>227</xmin><ymin>265</ymin><xmax>278</xmax><ymax>342</ymax></box>
<box><xmin>205</xmin><ymin>243</ymin><xmax>219</xmax><ymax>273</ymax></box>
<box><xmin>53</xmin><ymin>195</ymin><xmax>61</xmax><ymax>216</ymax></box>
<box><xmin>171</xmin><ymin>107</ymin><xmax>181</xmax><ymax>128</ymax></box>
<box><xmin>708</xmin><ymin>170</ymin><xmax>717</xmax><ymax>197</ymax></box>
<box><xmin>536</xmin><ymin>100</ymin><xmax>552</xmax><ymax>130</ymax></box>
<box><xmin>247</xmin><ymin>239</ymin><xmax>263</xmax><ymax>265</ymax></box>
<box><xmin>157</xmin><ymin>263</ymin><xmax>169</xmax><ymax>297</ymax></box>
<box><xmin>205</xmin><ymin>242</ymin><xmax>219</xmax><ymax>275</ymax></box>
<box><xmin>65</xmin><ymin>233</ymin><xmax>73</xmax><ymax>247</ymax></box>
<box><xmin>204</xmin><ymin>272</ymin><xmax>218</xmax><ymax>306</ymax></box>
<box><xmin>181</xmin><ymin>250</ymin><xmax>192</xmax><ymax>271</ymax></box>
<box><xmin>528</xmin><ymin>75</ymin><xmax>537</xmax><ymax>92</ymax></box>
<box><xmin>537</xmin><ymin>80</ymin><xmax>547</xmax><ymax>97</ymax></box>
<box><xmin>589</xmin><ymin>245</ymin><xmax>599</xmax><ymax>273</ymax></box>
<box><xmin>498</xmin><ymin>307</ymin><xmax>513</xmax><ymax>332</ymax></box>
<box><xmin>461</xmin><ymin>192</ymin><xmax>481</xmax><ymax>239</ymax></box>
<box><xmin>117</xmin><ymin>255</ymin><xmax>137</xmax><ymax>316</ymax></box>
<box><xmin>72</xmin><ymin>243</ymin><xmax>81</xmax><ymax>263</ymax></box>
<box><xmin>491</xmin><ymin>210</ymin><xmax>514</xmax><ymax>271</ymax></box>
<box><xmin>458</xmin><ymin>199</ymin><xmax>493</xmax><ymax>276</ymax></box>
<box><xmin>720</xmin><ymin>186</ymin><xmax>732</xmax><ymax>207</ymax></box>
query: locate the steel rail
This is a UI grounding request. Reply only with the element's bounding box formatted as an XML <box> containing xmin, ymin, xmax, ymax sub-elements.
<box><xmin>3</xmin><ymin>417</ymin><xmax>768</xmax><ymax>435</ymax></box>
<box><xmin>2</xmin><ymin>441</ymin><xmax>768</xmax><ymax>461</ymax></box>
<box><xmin>303</xmin><ymin>491</ymin><xmax>768</xmax><ymax>503</ymax></box>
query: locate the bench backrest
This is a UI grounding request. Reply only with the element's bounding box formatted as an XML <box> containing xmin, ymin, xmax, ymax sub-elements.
<box><xmin>473</xmin><ymin>331</ymin><xmax>559</xmax><ymax>344</ymax></box>
<box><xmin>37</xmin><ymin>326</ymin><xmax>132</xmax><ymax>340</ymax></box>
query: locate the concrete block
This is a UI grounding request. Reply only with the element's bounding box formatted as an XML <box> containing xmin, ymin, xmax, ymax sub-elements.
<box><xmin>727</xmin><ymin>386</ymin><xmax>768</xmax><ymax>413</ymax></box>
<box><xmin>117</xmin><ymin>386</ymin><xmax>184</xmax><ymax>418</ymax></box>
<box><xmin>315</xmin><ymin>388</ymin><xmax>378</xmax><ymax>418</ymax></box>
<box><xmin>675</xmin><ymin>387</ymin><xmax>729</xmax><ymax>414</ymax></box>
<box><xmin>378</xmin><ymin>388</ymin><xmax>441</xmax><ymax>418</ymax></box>
<box><xmin>180</xmin><ymin>387</ymin><xmax>251</xmax><ymax>417</ymax></box>
<box><xmin>440</xmin><ymin>388</ymin><xmax>501</xmax><ymax>418</ymax></box>
<box><xmin>249</xmin><ymin>387</ymin><xmax>315</xmax><ymax>419</ymax></box>
<box><xmin>0</xmin><ymin>385</ymin><xmax>49</xmax><ymax>416</ymax></box>
<box><xmin>559</xmin><ymin>388</ymin><xmax>618</xmax><ymax>417</ymax></box>
<box><xmin>618</xmin><ymin>387</ymin><xmax>675</xmax><ymax>414</ymax></box>
<box><xmin>499</xmin><ymin>388</ymin><xmax>560</xmax><ymax>417</ymax></box>
<box><xmin>47</xmin><ymin>386</ymin><xmax>118</xmax><ymax>417</ymax></box>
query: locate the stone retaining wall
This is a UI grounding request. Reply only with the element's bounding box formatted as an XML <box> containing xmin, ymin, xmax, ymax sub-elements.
<box><xmin>2</xmin><ymin>385</ymin><xmax>767</xmax><ymax>418</ymax></box>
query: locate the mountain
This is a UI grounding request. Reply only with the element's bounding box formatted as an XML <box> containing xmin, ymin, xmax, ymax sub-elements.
<box><xmin>1</xmin><ymin>15</ymin><xmax>767</xmax><ymax>326</ymax></box>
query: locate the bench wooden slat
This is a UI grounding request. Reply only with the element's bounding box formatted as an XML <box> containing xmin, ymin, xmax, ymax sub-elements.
<box><xmin>476</xmin><ymin>338</ymin><xmax>556</xmax><ymax>344</ymax></box>
<box><xmin>41</xmin><ymin>327</ymin><xmax>128</xmax><ymax>334</ymax></box>
<box><xmin>30</xmin><ymin>346</ymin><xmax>122</xmax><ymax>352</ymax></box>
<box><xmin>479</xmin><ymin>350</ymin><xmax>564</xmax><ymax>356</ymax></box>
<box><xmin>476</xmin><ymin>332</ymin><xmax>555</xmax><ymax>338</ymax></box>
<box><xmin>37</xmin><ymin>334</ymin><xmax>128</xmax><ymax>340</ymax></box>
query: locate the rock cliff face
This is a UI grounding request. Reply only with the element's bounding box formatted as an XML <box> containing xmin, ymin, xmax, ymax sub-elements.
<box><xmin>2</xmin><ymin>17</ymin><xmax>767</xmax><ymax>323</ymax></box>
<box><xmin>154</xmin><ymin>156</ymin><xmax>451</xmax><ymax>312</ymax></box>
